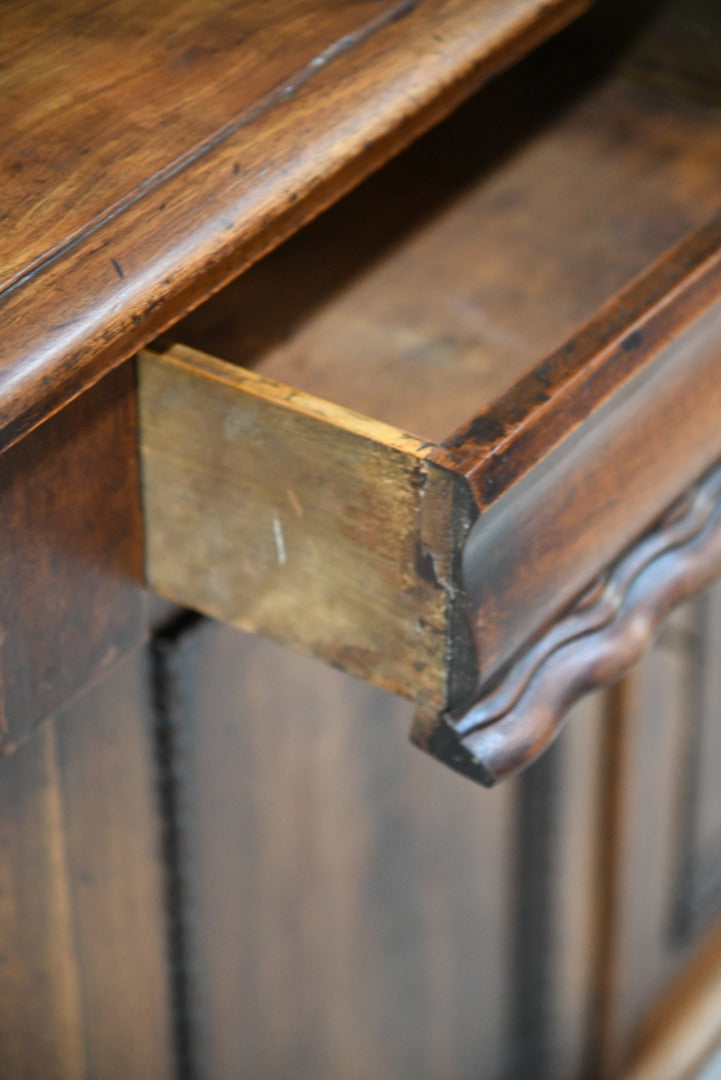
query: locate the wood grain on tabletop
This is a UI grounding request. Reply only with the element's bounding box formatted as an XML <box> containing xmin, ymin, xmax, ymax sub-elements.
<box><xmin>0</xmin><ymin>0</ymin><xmax>586</xmax><ymax>451</ymax></box>
<box><xmin>0</xmin><ymin>654</ymin><xmax>174</xmax><ymax>1080</ymax></box>
<box><xmin>0</xmin><ymin>361</ymin><xmax>144</xmax><ymax>752</ymax></box>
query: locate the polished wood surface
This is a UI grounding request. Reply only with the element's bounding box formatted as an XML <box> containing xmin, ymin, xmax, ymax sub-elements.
<box><xmin>6</xmin><ymin>0</ymin><xmax>721</xmax><ymax>1072</ymax></box>
<box><xmin>0</xmin><ymin>0</ymin><xmax>585</xmax><ymax>452</ymax></box>
<box><xmin>424</xmin><ymin>465</ymin><xmax>721</xmax><ymax>784</ymax></box>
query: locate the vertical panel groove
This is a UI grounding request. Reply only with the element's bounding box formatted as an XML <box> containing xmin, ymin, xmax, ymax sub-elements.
<box><xmin>150</xmin><ymin>612</ymin><xmax>203</xmax><ymax>1080</ymax></box>
<box><xmin>503</xmin><ymin>742</ymin><xmax>563</xmax><ymax>1080</ymax></box>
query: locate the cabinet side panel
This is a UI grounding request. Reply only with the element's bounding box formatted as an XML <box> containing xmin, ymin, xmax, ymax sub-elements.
<box><xmin>0</xmin><ymin>361</ymin><xmax>145</xmax><ymax>750</ymax></box>
<box><xmin>53</xmin><ymin>651</ymin><xmax>175</xmax><ymax>1080</ymax></box>
<box><xmin>0</xmin><ymin>723</ymin><xmax>86</xmax><ymax>1079</ymax></box>
<box><xmin>0</xmin><ymin>651</ymin><xmax>174</xmax><ymax>1080</ymax></box>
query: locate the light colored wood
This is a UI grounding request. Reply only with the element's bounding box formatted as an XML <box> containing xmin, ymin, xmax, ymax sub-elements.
<box><xmin>139</xmin><ymin>344</ymin><xmax>474</xmax><ymax>710</ymax></box>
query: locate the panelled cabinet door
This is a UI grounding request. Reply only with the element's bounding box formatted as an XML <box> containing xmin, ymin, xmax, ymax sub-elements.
<box><xmin>599</xmin><ymin>580</ymin><xmax>721</xmax><ymax>1078</ymax></box>
<box><xmin>151</xmin><ymin>614</ymin><xmax>605</xmax><ymax>1080</ymax></box>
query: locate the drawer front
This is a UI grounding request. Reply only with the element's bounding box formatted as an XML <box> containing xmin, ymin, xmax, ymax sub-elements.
<box><xmin>137</xmin><ymin>4</ymin><xmax>721</xmax><ymax>788</ymax></box>
<box><xmin>139</xmin><ymin>212</ymin><xmax>721</xmax><ymax>786</ymax></box>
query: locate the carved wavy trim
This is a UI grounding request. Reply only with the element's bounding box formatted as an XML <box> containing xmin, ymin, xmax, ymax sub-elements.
<box><xmin>420</xmin><ymin>461</ymin><xmax>721</xmax><ymax>786</ymax></box>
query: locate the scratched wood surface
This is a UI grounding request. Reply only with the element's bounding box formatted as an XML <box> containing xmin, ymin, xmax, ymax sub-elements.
<box><xmin>140</xmin><ymin>344</ymin><xmax>476</xmax><ymax>711</ymax></box>
<box><xmin>0</xmin><ymin>0</ymin><xmax>585</xmax><ymax>451</ymax></box>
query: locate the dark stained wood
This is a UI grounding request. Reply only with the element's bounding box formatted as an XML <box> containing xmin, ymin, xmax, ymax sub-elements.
<box><xmin>432</xmin><ymin>219</ymin><xmax>721</xmax><ymax>498</ymax></box>
<box><xmin>152</xmin><ymin>26</ymin><xmax>721</xmax><ymax>783</ymax></box>
<box><xmin>8</xmin><ymin>1</ymin><xmax>721</xmax><ymax>1075</ymax></box>
<box><xmin>622</xmin><ymin>0</ymin><xmax>721</xmax><ymax>110</ymax></box>
<box><xmin>159</xmin><ymin>8</ymin><xmax>721</xmax><ymax>786</ymax></box>
<box><xmin>672</xmin><ymin>586</ymin><xmax>721</xmax><ymax>939</ymax></box>
<box><xmin>149</xmin><ymin>216</ymin><xmax>721</xmax><ymax>786</ymax></box>
<box><xmin>0</xmin><ymin>651</ymin><xmax>174</xmax><ymax>1080</ymax></box>
<box><xmin>414</xmin><ymin>222</ymin><xmax>721</xmax><ymax>779</ymax></box>
<box><xmin>0</xmin><ymin>361</ymin><xmax>145</xmax><ymax>754</ymax></box>
<box><xmin>444</xmin><ymin>222</ymin><xmax>721</xmax><ymax>694</ymax></box>
<box><xmin>0</xmin><ymin>0</ymin><xmax>586</xmax><ymax>451</ymax></box>
<box><xmin>414</xmin><ymin>463</ymin><xmax>721</xmax><ymax>784</ymax></box>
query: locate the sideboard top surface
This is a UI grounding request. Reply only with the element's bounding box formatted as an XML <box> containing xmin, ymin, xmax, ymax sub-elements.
<box><xmin>0</xmin><ymin>0</ymin><xmax>586</xmax><ymax>450</ymax></box>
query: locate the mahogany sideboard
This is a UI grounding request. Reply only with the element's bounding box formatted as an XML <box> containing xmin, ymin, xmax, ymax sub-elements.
<box><xmin>4</xmin><ymin>0</ymin><xmax>721</xmax><ymax>1077</ymax></box>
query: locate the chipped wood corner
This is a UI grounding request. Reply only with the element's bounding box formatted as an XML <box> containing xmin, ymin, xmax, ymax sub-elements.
<box><xmin>414</xmin><ymin>462</ymin><xmax>721</xmax><ymax>788</ymax></box>
<box><xmin>138</xmin><ymin>344</ymin><xmax>479</xmax><ymax>713</ymax></box>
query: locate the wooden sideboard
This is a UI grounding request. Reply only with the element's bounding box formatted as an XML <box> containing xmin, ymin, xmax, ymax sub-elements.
<box><xmin>3</xmin><ymin>0</ymin><xmax>721</xmax><ymax>1076</ymax></box>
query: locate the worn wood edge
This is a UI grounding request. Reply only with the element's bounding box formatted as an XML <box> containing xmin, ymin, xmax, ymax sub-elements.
<box><xmin>412</xmin><ymin>461</ymin><xmax>721</xmax><ymax>785</ymax></box>
<box><xmin>139</xmin><ymin>345</ymin><xmax>478</xmax><ymax>710</ymax></box>
<box><xmin>442</xmin><ymin>217</ymin><xmax>721</xmax><ymax>691</ymax></box>
<box><xmin>431</xmin><ymin>214</ymin><xmax>721</xmax><ymax>505</ymax></box>
<box><xmin>0</xmin><ymin>0</ymin><xmax>588</xmax><ymax>455</ymax></box>
<box><xmin>145</xmin><ymin>343</ymin><xmax>435</xmax><ymax>457</ymax></box>
<box><xmin>0</xmin><ymin>0</ymin><xmax>586</xmax><ymax>300</ymax></box>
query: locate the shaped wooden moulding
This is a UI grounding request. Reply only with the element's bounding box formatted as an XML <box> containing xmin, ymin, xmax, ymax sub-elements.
<box><xmin>140</xmin><ymin>216</ymin><xmax>721</xmax><ymax>786</ymax></box>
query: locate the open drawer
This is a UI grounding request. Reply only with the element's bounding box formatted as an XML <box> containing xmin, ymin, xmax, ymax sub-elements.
<box><xmin>139</xmin><ymin>3</ymin><xmax>721</xmax><ymax>786</ymax></box>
